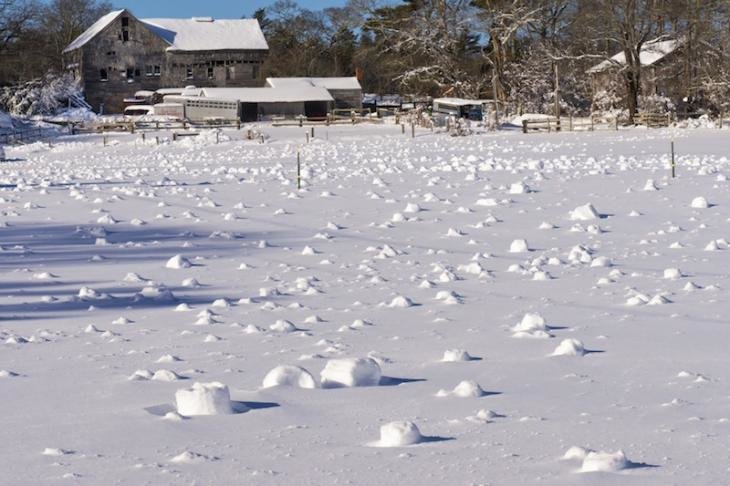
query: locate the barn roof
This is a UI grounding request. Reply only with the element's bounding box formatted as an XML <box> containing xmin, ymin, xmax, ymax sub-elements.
<box><xmin>265</xmin><ymin>77</ymin><xmax>362</xmax><ymax>91</ymax></box>
<box><xmin>195</xmin><ymin>87</ymin><xmax>334</xmax><ymax>103</ymax></box>
<box><xmin>63</xmin><ymin>9</ymin><xmax>125</xmax><ymax>53</ymax></box>
<box><xmin>587</xmin><ymin>38</ymin><xmax>682</xmax><ymax>74</ymax></box>
<box><xmin>141</xmin><ymin>18</ymin><xmax>268</xmax><ymax>52</ymax></box>
<box><xmin>63</xmin><ymin>10</ymin><xmax>268</xmax><ymax>53</ymax></box>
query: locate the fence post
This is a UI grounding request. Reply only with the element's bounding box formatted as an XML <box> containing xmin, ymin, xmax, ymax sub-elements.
<box><xmin>569</xmin><ymin>114</ymin><xmax>573</xmax><ymax>131</ymax></box>
<box><xmin>311</xmin><ymin>126</ymin><xmax>314</xmax><ymax>138</ymax></box>
<box><xmin>522</xmin><ymin>120</ymin><xmax>528</xmax><ymax>134</ymax></box>
<box><xmin>720</xmin><ymin>110</ymin><xmax>724</xmax><ymax>129</ymax></box>
<box><xmin>156</xmin><ymin>136</ymin><xmax>159</xmax><ymax>145</ymax></box>
<box><xmin>173</xmin><ymin>132</ymin><xmax>178</xmax><ymax>142</ymax></box>
<box><xmin>297</xmin><ymin>151</ymin><xmax>301</xmax><ymax>190</ymax></box>
<box><xmin>103</xmin><ymin>133</ymin><xmax>107</xmax><ymax>146</ymax></box>
<box><xmin>671</xmin><ymin>140</ymin><xmax>675</xmax><ymax>178</ymax></box>
<box><xmin>615</xmin><ymin>117</ymin><xmax>619</xmax><ymax>131</ymax></box>
<box><xmin>401</xmin><ymin>123</ymin><xmax>405</xmax><ymax>134</ymax></box>
<box><xmin>411</xmin><ymin>122</ymin><xmax>415</xmax><ymax>138</ymax></box>
<box><xmin>237</xmin><ymin>120</ymin><xmax>241</xmax><ymax>130</ymax></box>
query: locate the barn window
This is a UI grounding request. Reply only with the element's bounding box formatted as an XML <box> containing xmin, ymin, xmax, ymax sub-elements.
<box><xmin>134</xmin><ymin>68</ymin><xmax>140</xmax><ymax>77</ymax></box>
<box><xmin>145</xmin><ymin>65</ymin><xmax>153</xmax><ymax>76</ymax></box>
<box><xmin>154</xmin><ymin>65</ymin><xmax>161</xmax><ymax>76</ymax></box>
<box><xmin>207</xmin><ymin>67</ymin><xmax>214</xmax><ymax>79</ymax></box>
<box><xmin>121</xmin><ymin>17</ymin><xmax>129</xmax><ymax>27</ymax></box>
<box><xmin>99</xmin><ymin>69</ymin><xmax>108</xmax><ymax>81</ymax></box>
<box><xmin>122</xmin><ymin>30</ymin><xmax>129</xmax><ymax>42</ymax></box>
<box><xmin>186</xmin><ymin>65</ymin><xmax>193</xmax><ymax>79</ymax></box>
<box><xmin>126</xmin><ymin>68</ymin><xmax>134</xmax><ymax>80</ymax></box>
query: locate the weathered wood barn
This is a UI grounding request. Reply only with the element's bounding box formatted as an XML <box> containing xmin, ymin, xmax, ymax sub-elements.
<box><xmin>63</xmin><ymin>9</ymin><xmax>268</xmax><ymax>113</ymax></box>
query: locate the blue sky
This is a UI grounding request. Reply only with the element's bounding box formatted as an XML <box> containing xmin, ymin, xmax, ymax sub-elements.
<box><xmin>109</xmin><ymin>0</ymin><xmax>348</xmax><ymax>18</ymax></box>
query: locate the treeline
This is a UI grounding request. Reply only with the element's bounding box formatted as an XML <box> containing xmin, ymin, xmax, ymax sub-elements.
<box><xmin>2</xmin><ymin>0</ymin><xmax>730</xmax><ymax>119</ymax></box>
<box><xmin>255</xmin><ymin>0</ymin><xmax>730</xmax><ymax>118</ymax></box>
<box><xmin>0</xmin><ymin>0</ymin><xmax>111</xmax><ymax>83</ymax></box>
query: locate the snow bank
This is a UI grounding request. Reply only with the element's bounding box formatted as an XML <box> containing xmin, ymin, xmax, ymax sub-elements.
<box><xmin>262</xmin><ymin>365</ymin><xmax>316</xmax><ymax>389</ymax></box>
<box><xmin>371</xmin><ymin>421</ymin><xmax>424</xmax><ymax>447</ymax></box>
<box><xmin>320</xmin><ymin>358</ymin><xmax>382</xmax><ymax>388</ymax></box>
<box><xmin>175</xmin><ymin>382</ymin><xmax>235</xmax><ymax>416</ymax></box>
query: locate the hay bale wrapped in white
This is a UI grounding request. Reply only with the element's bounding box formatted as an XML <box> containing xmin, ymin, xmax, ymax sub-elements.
<box><xmin>175</xmin><ymin>382</ymin><xmax>235</xmax><ymax>416</ymax></box>
<box><xmin>320</xmin><ymin>358</ymin><xmax>382</xmax><ymax>388</ymax></box>
<box><xmin>372</xmin><ymin>421</ymin><xmax>423</xmax><ymax>447</ymax></box>
<box><xmin>262</xmin><ymin>365</ymin><xmax>316</xmax><ymax>389</ymax></box>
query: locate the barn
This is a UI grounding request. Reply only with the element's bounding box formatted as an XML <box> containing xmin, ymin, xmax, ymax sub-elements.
<box><xmin>63</xmin><ymin>9</ymin><xmax>268</xmax><ymax>113</ymax></box>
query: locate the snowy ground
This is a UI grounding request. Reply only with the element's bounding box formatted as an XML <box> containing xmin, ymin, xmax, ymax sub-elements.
<box><xmin>1</xmin><ymin>124</ymin><xmax>729</xmax><ymax>485</ymax></box>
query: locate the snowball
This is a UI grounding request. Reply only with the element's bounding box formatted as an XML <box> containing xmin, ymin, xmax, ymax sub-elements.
<box><xmin>690</xmin><ymin>196</ymin><xmax>709</xmax><ymax>209</ymax></box>
<box><xmin>320</xmin><ymin>358</ymin><xmax>382</xmax><ymax>388</ymax></box>
<box><xmin>551</xmin><ymin>339</ymin><xmax>586</xmax><ymax>357</ymax></box>
<box><xmin>569</xmin><ymin>204</ymin><xmax>601</xmax><ymax>221</ymax></box>
<box><xmin>269</xmin><ymin>319</ymin><xmax>297</xmax><ymax>333</ymax></box>
<box><xmin>174</xmin><ymin>382</ymin><xmax>235</xmax><ymax>416</ymax></box>
<box><xmin>387</xmin><ymin>295</ymin><xmax>414</xmax><ymax>308</ymax></box>
<box><xmin>580</xmin><ymin>450</ymin><xmax>629</xmax><ymax>473</ymax></box>
<box><xmin>372</xmin><ymin>421</ymin><xmax>423</xmax><ymax>447</ymax></box>
<box><xmin>262</xmin><ymin>365</ymin><xmax>316</xmax><ymax>389</ymax></box>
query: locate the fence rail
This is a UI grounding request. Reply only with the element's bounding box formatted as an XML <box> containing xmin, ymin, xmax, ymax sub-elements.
<box><xmin>0</xmin><ymin>127</ymin><xmax>55</xmax><ymax>145</ymax></box>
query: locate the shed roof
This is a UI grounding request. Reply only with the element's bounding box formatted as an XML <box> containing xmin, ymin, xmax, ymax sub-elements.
<box><xmin>587</xmin><ymin>38</ymin><xmax>682</xmax><ymax>74</ymax></box>
<box><xmin>64</xmin><ymin>10</ymin><xmax>268</xmax><ymax>53</ymax></box>
<box><xmin>266</xmin><ymin>77</ymin><xmax>362</xmax><ymax>91</ymax></box>
<box><xmin>196</xmin><ymin>87</ymin><xmax>334</xmax><ymax>103</ymax></box>
<box><xmin>433</xmin><ymin>97</ymin><xmax>487</xmax><ymax>106</ymax></box>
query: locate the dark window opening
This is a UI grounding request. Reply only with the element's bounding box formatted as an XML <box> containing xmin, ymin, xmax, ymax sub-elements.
<box><xmin>122</xmin><ymin>30</ymin><xmax>129</xmax><ymax>42</ymax></box>
<box><xmin>186</xmin><ymin>66</ymin><xmax>193</xmax><ymax>79</ymax></box>
<box><xmin>99</xmin><ymin>69</ymin><xmax>108</xmax><ymax>81</ymax></box>
<box><xmin>154</xmin><ymin>65</ymin><xmax>161</xmax><ymax>76</ymax></box>
<box><xmin>126</xmin><ymin>68</ymin><xmax>134</xmax><ymax>80</ymax></box>
<box><xmin>121</xmin><ymin>17</ymin><xmax>129</xmax><ymax>27</ymax></box>
<box><xmin>134</xmin><ymin>68</ymin><xmax>140</xmax><ymax>77</ymax></box>
<box><xmin>207</xmin><ymin>67</ymin><xmax>214</xmax><ymax>79</ymax></box>
<box><xmin>106</xmin><ymin>50</ymin><xmax>115</xmax><ymax>56</ymax></box>
<box><xmin>145</xmin><ymin>65</ymin><xmax>153</xmax><ymax>76</ymax></box>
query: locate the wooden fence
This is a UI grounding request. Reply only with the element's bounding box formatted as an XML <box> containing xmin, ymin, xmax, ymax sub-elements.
<box><xmin>0</xmin><ymin>126</ymin><xmax>55</xmax><ymax>145</ymax></box>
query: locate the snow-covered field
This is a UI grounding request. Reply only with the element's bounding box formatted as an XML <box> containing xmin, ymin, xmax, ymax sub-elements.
<box><xmin>1</xmin><ymin>124</ymin><xmax>729</xmax><ymax>484</ymax></box>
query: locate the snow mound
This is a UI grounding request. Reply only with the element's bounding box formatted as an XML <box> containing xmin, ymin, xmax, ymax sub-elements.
<box><xmin>512</xmin><ymin>313</ymin><xmax>548</xmax><ymax>333</ymax></box>
<box><xmin>42</xmin><ymin>447</ymin><xmax>72</xmax><ymax>456</ymax></box>
<box><xmin>262</xmin><ymin>365</ymin><xmax>316</xmax><ymax>389</ymax></box>
<box><xmin>320</xmin><ymin>358</ymin><xmax>382</xmax><ymax>388</ymax></box>
<box><xmin>580</xmin><ymin>450</ymin><xmax>629</xmax><ymax>473</ymax></box>
<box><xmin>170</xmin><ymin>451</ymin><xmax>213</xmax><ymax>464</ymax></box>
<box><xmin>166</xmin><ymin>255</ymin><xmax>192</xmax><ymax>269</ymax></box>
<box><xmin>509</xmin><ymin>239</ymin><xmax>529</xmax><ymax>253</ymax></box>
<box><xmin>175</xmin><ymin>382</ymin><xmax>235</xmax><ymax>416</ymax></box>
<box><xmin>551</xmin><ymin>339</ymin><xmax>586</xmax><ymax>357</ymax></box>
<box><xmin>438</xmin><ymin>380</ymin><xmax>486</xmax><ymax>397</ymax></box>
<box><xmin>569</xmin><ymin>204</ymin><xmax>601</xmax><ymax>221</ymax></box>
<box><xmin>387</xmin><ymin>295</ymin><xmax>415</xmax><ymax>308</ymax></box>
<box><xmin>441</xmin><ymin>349</ymin><xmax>474</xmax><ymax>362</ymax></box>
<box><xmin>371</xmin><ymin>421</ymin><xmax>424</xmax><ymax>447</ymax></box>
<box><xmin>563</xmin><ymin>446</ymin><xmax>591</xmax><ymax>461</ymax></box>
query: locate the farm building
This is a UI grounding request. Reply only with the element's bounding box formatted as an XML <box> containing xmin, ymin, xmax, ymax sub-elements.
<box><xmin>432</xmin><ymin>98</ymin><xmax>486</xmax><ymax>119</ymax></box>
<box><xmin>265</xmin><ymin>77</ymin><xmax>362</xmax><ymax>110</ymax></box>
<box><xmin>162</xmin><ymin>85</ymin><xmax>334</xmax><ymax>122</ymax></box>
<box><xmin>63</xmin><ymin>9</ymin><xmax>268</xmax><ymax>113</ymax></box>
<box><xmin>587</xmin><ymin>37</ymin><xmax>689</xmax><ymax>110</ymax></box>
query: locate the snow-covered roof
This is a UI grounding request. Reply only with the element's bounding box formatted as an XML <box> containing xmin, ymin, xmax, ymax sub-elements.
<box><xmin>433</xmin><ymin>98</ymin><xmax>486</xmax><ymax>106</ymax></box>
<box><xmin>196</xmin><ymin>87</ymin><xmax>334</xmax><ymax>103</ymax></box>
<box><xmin>64</xmin><ymin>11</ymin><xmax>268</xmax><ymax>53</ymax></box>
<box><xmin>63</xmin><ymin>10</ymin><xmax>124</xmax><ymax>53</ymax></box>
<box><xmin>141</xmin><ymin>18</ymin><xmax>268</xmax><ymax>51</ymax></box>
<box><xmin>587</xmin><ymin>38</ymin><xmax>682</xmax><ymax>74</ymax></box>
<box><xmin>266</xmin><ymin>77</ymin><xmax>361</xmax><ymax>91</ymax></box>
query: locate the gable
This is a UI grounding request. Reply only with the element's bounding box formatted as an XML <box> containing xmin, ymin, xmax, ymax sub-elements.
<box><xmin>63</xmin><ymin>10</ymin><xmax>126</xmax><ymax>53</ymax></box>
